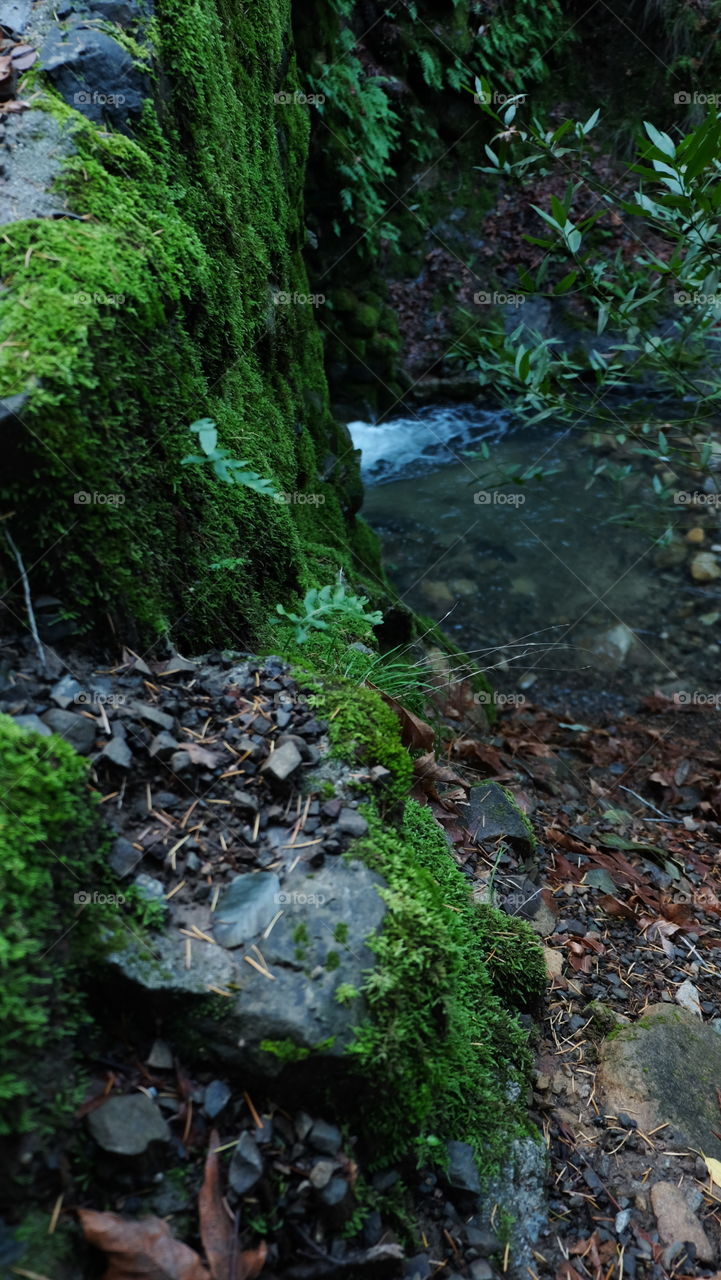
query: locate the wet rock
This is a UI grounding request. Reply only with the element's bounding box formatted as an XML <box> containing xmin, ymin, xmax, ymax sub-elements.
<box><xmin>598</xmin><ymin>1003</ymin><xmax>721</xmax><ymax>1158</ymax></box>
<box><xmin>590</xmin><ymin>622</ymin><xmax>637</xmax><ymax>669</ymax></box>
<box><xmin>87</xmin><ymin>1093</ymin><xmax>170</xmax><ymax>1155</ymax></box>
<box><xmin>690</xmin><ymin>551</ymin><xmax>721</xmax><ymax>582</ymax></box>
<box><xmin>261</xmin><ymin>739</ymin><xmax>302</xmax><ymax>783</ymax></box>
<box><xmin>41</xmin><ymin>708</ymin><xmax>96</xmax><ymax>753</ymax></box>
<box><xmin>337</xmin><ymin>808</ymin><xmax>369</xmax><ymax>838</ymax></box>
<box><xmin>444</xmin><ymin>1140</ymin><xmax>481</xmax><ymax>1194</ymax></box>
<box><xmin>650</xmin><ymin>1181</ymin><xmax>715</xmax><ymax>1264</ymax></box>
<box><xmin>465</xmin><ymin>782</ymin><xmax>535</xmax><ymax>855</ymax></box>
<box><xmin>108</xmin><ymin>836</ymin><xmax>141</xmax><ymax>878</ymax></box>
<box><xmin>228</xmin><ymin>1130</ymin><xmax>263</xmax><ymax>1195</ymax></box>
<box><xmin>212</xmin><ymin>872</ymin><xmax>281</xmax><ymax>949</ymax></box>
<box><xmin>309</xmin><ymin>1119</ymin><xmax>342</xmax><ymax>1155</ymax></box>
<box><xmin>204</xmin><ymin>1080</ymin><xmax>232</xmax><ymax>1118</ymax></box>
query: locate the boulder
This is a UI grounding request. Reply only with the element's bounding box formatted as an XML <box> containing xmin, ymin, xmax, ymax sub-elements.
<box><xmin>464</xmin><ymin>782</ymin><xmax>535</xmax><ymax>855</ymax></box>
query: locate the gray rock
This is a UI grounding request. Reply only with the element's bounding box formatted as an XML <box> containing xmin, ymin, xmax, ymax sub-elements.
<box><xmin>87</xmin><ymin>0</ymin><xmax>137</xmax><ymax>24</ymax></box>
<box><xmin>468</xmin><ymin>1263</ymin><xmax>494</xmax><ymax>1280</ymax></box>
<box><xmin>310</xmin><ymin>1159</ymin><xmax>337</xmax><ymax>1189</ymax></box>
<box><xmin>107</xmin><ymin>859</ymin><xmax>387</xmax><ymax>1073</ymax></box>
<box><xmin>87</xmin><ymin>1093</ymin><xmax>170</xmax><ymax>1154</ymax></box>
<box><xmin>309</xmin><ymin>1119</ymin><xmax>342</xmax><ymax>1155</ymax></box>
<box><xmin>108</xmin><ymin>836</ymin><xmax>141</xmax><ymax>878</ymax></box>
<box><xmin>337</xmin><ymin>808</ymin><xmax>369</xmax><ymax>838</ymax></box>
<box><xmin>12</xmin><ymin>714</ymin><xmax>51</xmax><ymax>737</ymax></box>
<box><xmin>133</xmin><ymin>873</ymin><xmax>166</xmax><ymax>911</ymax></box>
<box><xmin>101</xmin><ymin>736</ymin><xmax>133</xmax><ymax>769</ymax></box>
<box><xmin>228</xmin><ymin>1131</ymin><xmax>263</xmax><ymax>1194</ymax></box>
<box><xmin>146</xmin><ymin>1038</ymin><xmax>173</xmax><ymax>1069</ymax></box>
<box><xmin>149</xmin><ymin>731</ymin><xmax>179</xmax><ymax>758</ymax></box>
<box><xmin>51</xmin><ymin>674</ymin><xmax>84</xmax><ymax>708</ymax></box>
<box><xmin>261</xmin><ymin>739</ymin><xmax>302</xmax><ymax>783</ymax></box>
<box><xmin>204</xmin><ymin>1080</ymin><xmax>232</xmax><ymax>1119</ymax></box>
<box><xmin>212</xmin><ymin>872</ymin><xmax>281</xmax><ymax>949</ymax></box>
<box><xmin>0</xmin><ymin>0</ymin><xmax>30</xmax><ymax>36</ymax></box>
<box><xmin>40</xmin><ymin>22</ymin><xmax>150</xmax><ymax>131</ymax></box>
<box><xmin>465</xmin><ymin>782</ymin><xmax>535</xmax><ymax>855</ymax></box>
<box><xmin>42</xmin><ymin>708</ymin><xmax>97</xmax><ymax>754</ymax></box>
<box><xmin>170</xmin><ymin>751</ymin><xmax>192</xmax><ymax>774</ymax></box>
<box><xmin>318</xmin><ymin>1174</ymin><xmax>349</xmax><ymax>1208</ymax></box>
<box><xmin>126</xmin><ymin>700</ymin><xmax>175</xmax><ymax>731</ymax></box>
<box><xmin>445</xmin><ymin>1140</ymin><xmax>481</xmax><ymax>1194</ymax></box>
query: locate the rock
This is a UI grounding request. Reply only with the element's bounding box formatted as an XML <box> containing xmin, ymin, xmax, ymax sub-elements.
<box><xmin>309</xmin><ymin>1119</ymin><xmax>342</xmax><ymax>1155</ymax></box>
<box><xmin>149</xmin><ymin>731</ymin><xmax>179</xmax><ymax>758</ymax></box>
<box><xmin>310</xmin><ymin>1159</ymin><xmax>337</xmax><ymax>1189</ymax></box>
<box><xmin>0</xmin><ymin>0</ymin><xmax>30</xmax><ymax>35</ymax></box>
<box><xmin>204</xmin><ymin>1080</ymin><xmax>232</xmax><ymax>1119</ymax></box>
<box><xmin>337</xmin><ymin>808</ymin><xmax>369</xmax><ymax>838</ymax></box>
<box><xmin>133</xmin><ymin>874</ymin><xmax>167</xmax><ymax>909</ymax></box>
<box><xmin>146</xmin><ymin>1039</ymin><xmax>173</xmax><ymax>1070</ymax></box>
<box><xmin>40</xmin><ymin>21</ymin><xmax>150</xmax><ymax>131</ymax></box>
<box><xmin>228</xmin><ymin>1131</ymin><xmax>263</xmax><ymax>1195</ymax></box>
<box><xmin>543</xmin><ymin>946</ymin><xmax>564</xmax><ymax>979</ymax></box>
<box><xmin>690</xmin><ymin>551</ymin><xmax>721</xmax><ymax>582</ymax></box>
<box><xmin>41</xmin><ymin>708</ymin><xmax>97</xmax><ymax>754</ymax></box>
<box><xmin>650</xmin><ymin>1181</ymin><xmax>715</xmax><ymax>1264</ymax></box>
<box><xmin>686</xmin><ymin>527</ymin><xmax>705</xmax><ymax>543</ymax></box>
<box><xmin>212</xmin><ymin>872</ymin><xmax>281</xmax><ymax>949</ymax></box>
<box><xmin>317</xmin><ymin>1174</ymin><xmax>349</xmax><ymax>1209</ymax></box>
<box><xmin>108</xmin><ymin>836</ymin><xmax>141</xmax><ymax>878</ymax></box>
<box><xmin>170</xmin><ymin>751</ymin><xmax>192</xmax><ymax>774</ymax></box>
<box><xmin>87</xmin><ymin>1094</ymin><xmax>170</xmax><ymax>1155</ymax></box>
<box><xmin>444</xmin><ymin>1140</ymin><xmax>481</xmax><ymax>1195</ymax></box>
<box><xmin>107</xmin><ymin>859</ymin><xmax>387</xmax><ymax>1072</ymax></box>
<box><xmin>261</xmin><ymin>739</ymin><xmax>302</xmax><ymax>783</ymax></box>
<box><xmin>101</xmin><ymin>736</ymin><xmax>133</xmax><ymax>769</ymax></box>
<box><xmin>675</xmin><ymin>978</ymin><xmax>702</xmax><ymax>1018</ymax></box>
<box><xmin>590</xmin><ymin>622</ymin><xmax>636</xmax><ymax>669</ymax></box>
<box><xmin>598</xmin><ymin>1004</ymin><xmax>721</xmax><ymax>1158</ymax></box>
<box><xmin>12</xmin><ymin>713</ymin><xmax>51</xmax><ymax>737</ymax></box>
<box><xmin>465</xmin><ymin>782</ymin><xmax>535</xmax><ymax>855</ymax></box>
<box><xmin>126</xmin><ymin>700</ymin><xmax>175</xmax><ymax>731</ymax></box>
<box><xmin>50</xmin><ymin>674</ymin><xmax>84</xmax><ymax>708</ymax></box>
<box><xmin>468</xmin><ymin>1264</ymin><xmax>494</xmax><ymax>1280</ymax></box>
<box><xmin>87</xmin><ymin>0</ymin><xmax>136</xmax><ymax>24</ymax></box>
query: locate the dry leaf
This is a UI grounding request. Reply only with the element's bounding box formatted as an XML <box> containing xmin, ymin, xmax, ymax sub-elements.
<box><xmin>372</xmin><ymin>687</ymin><xmax>434</xmax><ymax>751</ymax></box>
<box><xmin>78</xmin><ymin>1209</ymin><xmax>210</xmax><ymax>1280</ymax></box>
<box><xmin>703</xmin><ymin>1154</ymin><xmax>721</xmax><ymax>1188</ymax></box>
<box><xmin>198</xmin><ymin>1132</ymin><xmax>266</xmax><ymax>1280</ymax></box>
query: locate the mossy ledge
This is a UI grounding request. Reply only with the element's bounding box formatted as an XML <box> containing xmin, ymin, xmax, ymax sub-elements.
<box><xmin>0</xmin><ymin>0</ymin><xmax>378</xmax><ymax>646</ymax></box>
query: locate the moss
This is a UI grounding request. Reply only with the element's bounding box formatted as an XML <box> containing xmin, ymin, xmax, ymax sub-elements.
<box><xmin>346</xmin><ymin>800</ymin><xmax>539</xmax><ymax>1175</ymax></box>
<box><xmin>474</xmin><ymin>905</ymin><xmax>546</xmax><ymax>1011</ymax></box>
<box><xmin>0</xmin><ymin>0</ymin><xmax>378</xmax><ymax>647</ymax></box>
<box><xmin>314</xmin><ymin>682</ymin><xmax>413</xmax><ymax>805</ymax></box>
<box><xmin>349</xmin><ymin>303</ymin><xmax>381</xmax><ymax>336</ymax></box>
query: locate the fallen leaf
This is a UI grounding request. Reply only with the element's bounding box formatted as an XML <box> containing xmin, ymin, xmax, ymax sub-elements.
<box><xmin>703</xmin><ymin>1154</ymin><xmax>721</xmax><ymax>1188</ymax></box>
<box><xmin>178</xmin><ymin>743</ymin><xmax>221</xmax><ymax>768</ymax></box>
<box><xmin>78</xmin><ymin>1209</ymin><xmax>210</xmax><ymax>1280</ymax></box>
<box><xmin>372</xmin><ymin>687</ymin><xmax>434</xmax><ymax>751</ymax></box>
<box><xmin>412</xmin><ymin>751</ymin><xmax>463</xmax><ymax>785</ymax></box>
<box><xmin>198</xmin><ymin>1132</ymin><xmax>266</xmax><ymax>1280</ymax></box>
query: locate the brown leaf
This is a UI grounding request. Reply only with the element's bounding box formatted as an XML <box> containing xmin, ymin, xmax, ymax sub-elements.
<box><xmin>12</xmin><ymin>48</ymin><xmax>37</xmax><ymax>70</ymax></box>
<box><xmin>369</xmin><ymin>686</ymin><xmax>433</xmax><ymax>751</ymax></box>
<box><xmin>198</xmin><ymin>1130</ymin><xmax>234</xmax><ymax>1280</ymax></box>
<box><xmin>78</xmin><ymin>1208</ymin><xmax>210</xmax><ymax>1280</ymax></box>
<box><xmin>598</xmin><ymin>894</ymin><xmax>636</xmax><ymax>920</ymax></box>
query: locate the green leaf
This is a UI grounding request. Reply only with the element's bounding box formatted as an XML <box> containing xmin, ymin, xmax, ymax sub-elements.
<box><xmin>643</xmin><ymin>121</ymin><xmax>676</xmax><ymax>158</ymax></box>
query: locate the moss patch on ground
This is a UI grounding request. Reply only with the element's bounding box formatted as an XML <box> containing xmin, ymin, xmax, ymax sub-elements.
<box><xmin>346</xmin><ymin>800</ymin><xmax>545</xmax><ymax>1174</ymax></box>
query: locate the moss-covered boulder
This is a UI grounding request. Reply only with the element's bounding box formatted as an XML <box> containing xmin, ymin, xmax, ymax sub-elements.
<box><xmin>0</xmin><ymin>0</ymin><xmax>376</xmax><ymax>647</ymax></box>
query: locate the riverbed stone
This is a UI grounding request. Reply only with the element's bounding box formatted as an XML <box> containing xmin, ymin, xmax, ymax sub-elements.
<box><xmin>690</xmin><ymin>551</ymin><xmax>721</xmax><ymax>582</ymax></box>
<box><xmin>41</xmin><ymin>708</ymin><xmax>97</xmax><ymax>754</ymax></box>
<box><xmin>597</xmin><ymin>1003</ymin><xmax>721</xmax><ymax>1158</ymax></box>
<box><xmin>87</xmin><ymin>1093</ymin><xmax>170</xmax><ymax>1155</ymax></box>
<box><xmin>465</xmin><ymin>782</ymin><xmax>535</xmax><ymax>855</ymax></box>
<box><xmin>212</xmin><ymin>872</ymin><xmax>281</xmax><ymax>948</ymax></box>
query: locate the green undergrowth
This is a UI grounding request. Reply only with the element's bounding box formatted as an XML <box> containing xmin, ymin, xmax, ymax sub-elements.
<box><xmin>0</xmin><ymin>0</ymin><xmax>372</xmax><ymax>646</ymax></box>
<box><xmin>346</xmin><ymin>800</ymin><xmax>545</xmax><ymax>1175</ymax></box>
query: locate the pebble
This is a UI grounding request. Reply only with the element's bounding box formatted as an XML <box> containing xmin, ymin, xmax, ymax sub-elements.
<box><xmin>308</xmin><ymin>1119</ymin><xmax>342</xmax><ymax>1155</ymax></box>
<box><xmin>262</xmin><ymin>739</ymin><xmax>302</xmax><ymax>783</ymax></box>
<box><xmin>228</xmin><ymin>1130</ymin><xmax>264</xmax><ymax>1194</ymax></box>
<box><xmin>203</xmin><ymin>1080</ymin><xmax>232</xmax><ymax>1118</ymax></box>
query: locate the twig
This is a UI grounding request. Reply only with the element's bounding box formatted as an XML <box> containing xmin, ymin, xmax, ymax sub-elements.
<box><xmin>4</xmin><ymin>527</ymin><xmax>45</xmax><ymax>671</ymax></box>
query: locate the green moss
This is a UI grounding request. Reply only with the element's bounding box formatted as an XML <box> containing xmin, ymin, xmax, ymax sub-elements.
<box><xmin>0</xmin><ymin>0</ymin><xmax>377</xmax><ymax>646</ymax></box>
<box><xmin>260</xmin><ymin>1035</ymin><xmax>335</xmax><ymax>1063</ymax></box>
<box><xmin>346</xmin><ymin>800</ymin><xmax>540</xmax><ymax>1175</ymax></box>
<box><xmin>475</xmin><ymin>905</ymin><xmax>546</xmax><ymax>1010</ymax></box>
<box><xmin>326</xmin><ymin>950</ymin><xmax>340</xmax><ymax>971</ymax></box>
<box><xmin>315</xmin><ymin>683</ymin><xmax>413</xmax><ymax>805</ymax></box>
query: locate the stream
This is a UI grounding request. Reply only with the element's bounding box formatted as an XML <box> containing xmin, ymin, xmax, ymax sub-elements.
<box><xmin>348</xmin><ymin>405</ymin><xmax>721</xmax><ymax>715</ymax></box>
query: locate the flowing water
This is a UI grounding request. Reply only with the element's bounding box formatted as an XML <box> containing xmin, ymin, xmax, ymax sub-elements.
<box><xmin>348</xmin><ymin>405</ymin><xmax>721</xmax><ymax>711</ymax></box>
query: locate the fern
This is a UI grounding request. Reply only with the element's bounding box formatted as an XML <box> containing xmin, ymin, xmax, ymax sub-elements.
<box><xmin>181</xmin><ymin>419</ymin><xmax>277</xmax><ymax>496</ymax></box>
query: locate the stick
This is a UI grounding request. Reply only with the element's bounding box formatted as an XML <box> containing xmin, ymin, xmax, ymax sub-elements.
<box><xmin>4</xmin><ymin>528</ymin><xmax>45</xmax><ymax>671</ymax></box>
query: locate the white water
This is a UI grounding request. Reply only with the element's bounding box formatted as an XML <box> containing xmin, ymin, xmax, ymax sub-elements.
<box><xmin>347</xmin><ymin>403</ymin><xmax>512</xmax><ymax>485</ymax></box>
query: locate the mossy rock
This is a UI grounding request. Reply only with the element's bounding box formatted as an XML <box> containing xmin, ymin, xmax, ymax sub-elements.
<box><xmin>348</xmin><ymin>303</ymin><xmax>381</xmax><ymax>337</ymax></box>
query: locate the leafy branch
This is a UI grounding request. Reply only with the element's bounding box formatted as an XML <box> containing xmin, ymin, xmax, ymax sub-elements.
<box><xmin>181</xmin><ymin>419</ymin><xmax>277</xmax><ymax>495</ymax></box>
